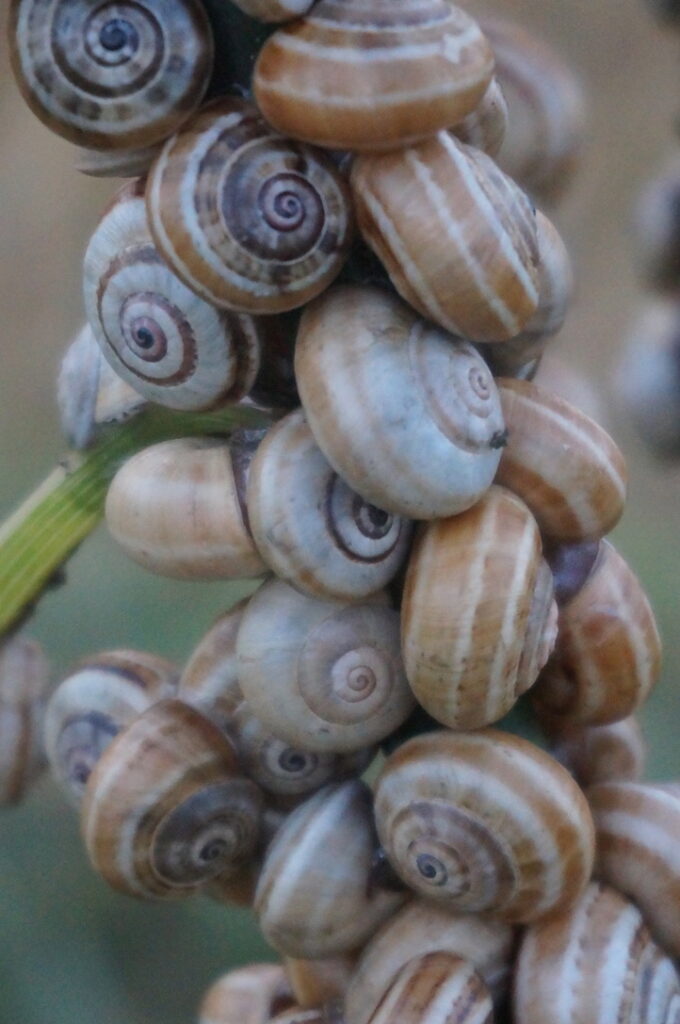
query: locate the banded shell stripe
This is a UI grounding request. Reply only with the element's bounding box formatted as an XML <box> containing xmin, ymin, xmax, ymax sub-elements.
<box><xmin>369</xmin><ymin>953</ymin><xmax>492</xmax><ymax>1024</ymax></box>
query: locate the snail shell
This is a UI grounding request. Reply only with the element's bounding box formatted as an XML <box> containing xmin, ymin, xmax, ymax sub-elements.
<box><xmin>179</xmin><ymin>602</ymin><xmax>248</xmax><ymax>733</ymax></box>
<box><xmin>550</xmin><ymin>717</ymin><xmax>646</xmax><ymax>789</ymax></box>
<box><xmin>0</xmin><ymin>635</ymin><xmax>50</xmax><ymax>805</ymax></box>
<box><xmin>451</xmin><ymin>78</ymin><xmax>508</xmax><ymax>158</ymax></box>
<box><xmin>351</xmin><ymin>135</ymin><xmax>540</xmax><ymax>343</ymax></box>
<box><xmin>295</xmin><ymin>285</ymin><xmax>506</xmax><ymax>520</ymax></box>
<box><xmin>83</xmin><ymin>181</ymin><xmax>261</xmax><ymax>411</ymax></box>
<box><xmin>345</xmin><ymin>900</ymin><xmax>514</xmax><ymax>1024</ymax></box>
<box><xmin>9</xmin><ymin>0</ymin><xmax>213</xmax><ymax>150</ymax></box>
<box><xmin>198</xmin><ymin>964</ymin><xmax>294</xmax><ymax>1024</ymax></box>
<box><xmin>374</xmin><ymin>729</ymin><xmax>595</xmax><ymax>922</ymax></box>
<box><xmin>367</xmin><ymin>953</ymin><xmax>492</xmax><ymax>1024</ymax></box>
<box><xmin>284</xmin><ymin>956</ymin><xmax>357</xmax><ymax>1009</ymax></box>
<box><xmin>255</xmin><ymin>781</ymin><xmax>405</xmax><ymax>957</ymax></box>
<box><xmin>402</xmin><ymin>486</ymin><xmax>558</xmax><ymax>730</ymax></box>
<box><xmin>253</xmin><ymin>0</ymin><xmax>494</xmax><ymax>152</ymax></box>
<box><xmin>272</xmin><ymin>1009</ymin><xmax>345</xmax><ymax>1024</ymax></box>
<box><xmin>634</xmin><ymin>156</ymin><xmax>680</xmax><ymax>293</ymax></box>
<box><xmin>247</xmin><ymin>408</ymin><xmax>413</xmax><ymax>601</ymax></box>
<box><xmin>515</xmin><ymin>882</ymin><xmax>680</xmax><ymax>1024</ymax></box>
<box><xmin>532</xmin><ymin>540</ymin><xmax>661</xmax><ymax>728</ymax></box>
<box><xmin>105</xmin><ymin>433</ymin><xmax>267</xmax><ymax>579</ymax></box>
<box><xmin>44</xmin><ymin>649</ymin><xmax>178</xmax><ymax>805</ymax></box>
<box><xmin>236</xmin><ymin>579</ymin><xmax>415</xmax><ymax>753</ymax></box>
<box><xmin>228</xmin><ymin>0</ymin><xmax>315</xmax><ymax>22</ymax></box>
<box><xmin>589</xmin><ymin>782</ymin><xmax>680</xmax><ymax>960</ymax></box>
<box><xmin>82</xmin><ymin>698</ymin><xmax>263</xmax><ymax>898</ymax></box>
<box><xmin>75</xmin><ymin>143</ymin><xmax>161</xmax><ymax>179</ymax></box>
<box><xmin>496</xmin><ymin>378</ymin><xmax>627</xmax><ymax>542</ymax></box>
<box><xmin>146</xmin><ymin>98</ymin><xmax>353</xmax><ymax>315</ymax></box>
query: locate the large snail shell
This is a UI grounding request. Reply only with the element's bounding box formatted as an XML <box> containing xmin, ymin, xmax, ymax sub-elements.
<box><xmin>247</xmin><ymin>409</ymin><xmax>413</xmax><ymax>601</ymax></box>
<box><xmin>402</xmin><ymin>486</ymin><xmax>557</xmax><ymax>730</ymax></box>
<box><xmin>198</xmin><ymin>964</ymin><xmax>294</xmax><ymax>1024</ymax></box>
<box><xmin>255</xmin><ymin>781</ymin><xmax>405</xmax><ymax>957</ymax></box>
<box><xmin>0</xmin><ymin>635</ymin><xmax>50</xmax><ymax>805</ymax></box>
<box><xmin>285</xmin><ymin>956</ymin><xmax>357</xmax><ymax>1009</ymax></box>
<box><xmin>146</xmin><ymin>98</ymin><xmax>353</xmax><ymax>315</ymax></box>
<box><xmin>82</xmin><ymin>699</ymin><xmax>263</xmax><ymax>898</ymax></box>
<box><xmin>368</xmin><ymin>953</ymin><xmax>492</xmax><ymax>1024</ymax></box>
<box><xmin>83</xmin><ymin>182</ymin><xmax>261</xmax><ymax>411</ymax></box>
<box><xmin>533</xmin><ymin>541</ymin><xmax>661</xmax><ymax>728</ymax></box>
<box><xmin>589</xmin><ymin>782</ymin><xmax>680</xmax><ymax>960</ymax></box>
<box><xmin>550</xmin><ymin>717</ymin><xmax>646</xmax><ymax>789</ymax></box>
<box><xmin>515</xmin><ymin>882</ymin><xmax>680</xmax><ymax>1024</ymax></box>
<box><xmin>44</xmin><ymin>649</ymin><xmax>178</xmax><ymax>805</ymax></box>
<box><xmin>295</xmin><ymin>286</ymin><xmax>506</xmax><ymax>520</ymax></box>
<box><xmin>374</xmin><ymin>729</ymin><xmax>595</xmax><ymax>922</ymax></box>
<box><xmin>105</xmin><ymin>433</ymin><xmax>267</xmax><ymax>579</ymax></box>
<box><xmin>179</xmin><ymin>602</ymin><xmax>247</xmax><ymax>733</ymax></box>
<box><xmin>351</xmin><ymin>135</ymin><xmax>540</xmax><ymax>343</ymax></box>
<box><xmin>496</xmin><ymin>379</ymin><xmax>627</xmax><ymax>542</ymax></box>
<box><xmin>9</xmin><ymin>0</ymin><xmax>213</xmax><ymax>150</ymax></box>
<box><xmin>345</xmin><ymin>900</ymin><xmax>514</xmax><ymax>1024</ymax></box>
<box><xmin>253</xmin><ymin>1</ymin><xmax>493</xmax><ymax>152</ymax></box>
<box><xmin>451</xmin><ymin>78</ymin><xmax>508</xmax><ymax>159</ymax></box>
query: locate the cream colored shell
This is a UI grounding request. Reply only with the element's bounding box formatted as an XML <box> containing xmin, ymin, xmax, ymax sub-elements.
<box><xmin>0</xmin><ymin>635</ymin><xmax>50</xmax><ymax>805</ymax></box>
<box><xmin>284</xmin><ymin>956</ymin><xmax>357</xmax><ymax>1009</ymax></box>
<box><xmin>179</xmin><ymin>602</ymin><xmax>248</xmax><ymax>733</ymax></box>
<box><xmin>198</xmin><ymin>964</ymin><xmax>294</xmax><ymax>1024</ymax></box>
<box><xmin>367</xmin><ymin>953</ymin><xmax>492</xmax><ymax>1024</ymax></box>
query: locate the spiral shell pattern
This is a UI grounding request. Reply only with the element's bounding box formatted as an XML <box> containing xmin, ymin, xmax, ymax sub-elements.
<box><xmin>550</xmin><ymin>717</ymin><xmax>646</xmax><ymax>789</ymax></box>
<box><xmin>0</xmin><ymin>636</ymin><xmax>50</xmax><ymax>805</ymax></box>
<box><xmin>368</xmin><ymin>953</ymin><xmax>492</xmax><ymax>1024</ymax></box>
<box><xmin>82</xmin><ymin>699</ymin><xmax>263</xmax><ymax>898</ymax></box>
<box><xmin>374</xmin><ymin>730</ymin><xmax>595</xmax><ymax>922</ymax></box>
<box><xmin>198</xmin><ymin>964</ymin><xmax>294</xmax><ymax>1024</ymax></box>
<box><xmin>9</xmin><ymin>0</ymin><xmax>213</xmax><ymax>150</ymax></box>
<box><xmin>84</xmin><ymin>182</ymin><xmax>261</xmax><ymax>411</ymax></box>
<box><xmin>146</xmin><ymin>98</ymin><xmax>353</xmax><ymax>315</ymax></box>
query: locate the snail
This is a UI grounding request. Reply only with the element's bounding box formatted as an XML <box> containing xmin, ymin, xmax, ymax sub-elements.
<box><xmin>105</xmin><ymin>432</ymin><xmax>268</xmax><ymax>580</ymax></box>
<box><xmin>179</xmin><ymin>602</ymin><xmax>248</xmax><ymax>734</ymax></box>
<box><xmin>228</xmin><ymin>0</ymin><xmax>316</xmax><ymax>22</ymax></box>
<box><xmin>44</xmin><ymin>649</ymin><xmax>178</xmax><ymax>805</ymax></box>
<box><xmin>514</xmin><ymin>882</ymin><xmax>680</xmax><ymax>1024</ymax></box>
<box><xmin>247</xmin><ymin>409</ymin><xmax>413</xmax><ymax>601</ymax></box>
<box><xmin>252</xmin><ymin>0</ymin><xmax>494</xmax><ymax>152</ymax></box>
<box><xmin>633</xmin><ymin>155</ymin><xmax>680</xmax><ymax>292</ymax></box>
<box><xmin>205</xmin><ymin>803</ymin><xmax>289</xmax><ymax>910</ymax></box>
<box><xmin>351</xmin><ymin>134</ymin><xmax>540</xmax><ymax>343</ymax></box>
<box><xmin>83</xmin><ymin>181</ymin><xmax>262</xmax><ymax>411</ymax></box>
<box><xmin>146</xmin><ymin>98</ymin><xmax>354</xmax><ymax>315</ymax></box>
<box><xmin>402</xmin><ymin>486</ymin><xmax>558</xmax><ymax>730</ymax></box>
<box><xmin>549</xmin><ymin>717</ymin><xmax>646</xmax><ymax>788</ymax></box>
<box><xmin>374</xmin><ymin>729</ymin><xmax>595</xmax><ymax>922</ymax></box>
<box><xmin>9</xmin><ymin>0</ymin><xmax>213</xmax><ymax>150</ymax></box>
<box><xmin>367</xmin><ymin>953</ymin><xmax>492</xmax><ymax>1024</ymax></box>
<box><xmin>451</xmin><ymin>78</ymin><xmax>508</xmax><ymax>158</ymax></box>
<box><xmin>198</xmin><ymin>964</ymin><xmax>295</xmax><ymax>1024</ymax></box>
<box><xmin>0</xmin><ymin>635</ymin><xmax>50</xmax><ymax>805</ymax></box>
<box><xmin>284</xmin><ymin>956</ymin><xmax>357</xmax><ymax>1009</ymax></box>
<box><xmin>295</xmin><ymin>286</ymin><xmax>506</xmax><ymax>520</ymax></box>
<box><xmin>254</xmin><ymin>781</ymin><xmax>405</xmax><ymax>957</ymax></box>
<box><xmin>81</xmin><ymin>699</ymin><xmax>263</xmax><ymax>898</ymax></box>
<box><xmin>236</xmin><ymin>579</ymin><xmax>415</xmax><ymax>753</ymax></box>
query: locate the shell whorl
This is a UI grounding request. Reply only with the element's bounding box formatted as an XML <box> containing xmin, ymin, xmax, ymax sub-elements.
<box><xmin>9</xmin><ymin>0</ymin><xmax>213</xmax><ymax>150</ymax></box>
<box><xmin>0</xmin><ymin>635</ymin><xmax>50</xmax><ymax>805</ymax></box>
<box><xmin>367</xmin><ymin>953</ymin><xmax>493</xmax><ymax>1024</ymax></box>
<box><xmin>198</xmin><ymin>964</ymin><xmax>294</xmax><ymax>1024</ymax></box>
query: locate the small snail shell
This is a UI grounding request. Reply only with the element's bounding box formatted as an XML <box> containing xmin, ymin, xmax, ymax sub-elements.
<box><xmin>515</xmin><ymin>882</ymin><xmax>680</xmax><ymax>1024</ymax></box>
<box><xmin>367</xmin><ymin>953</ymin><xmax>492</xmax><ymax>1024</ymax></box>
<box><xmin>228</xmin><ymin>0</ymin><xmax>315</xmax><ymax>22</ymax></box>
<box><xmin>9</xmin><ymin>0</ymin><xmax>213</xmax><ymax>150</ymax></box>
<box><xmin>402</xmin><ymin>486</ymin><xmax>558</xmax><ymax>730</ymax></box>
<box><xmin>351</xmin><ymin>135</ymin><xmax>540</xmax><ymax>342</ymax></box>
<box><xmin>146</xmin><ymin>98</ymin><xmax>353</xmax><ymax>314</ymax></box>
<box><xmin>198</xmin><ymin>964</ymin><xmax>294</xmax><ymax>1024</ymax></box>
<box><xmin>82</xmin><ymin>699</ymin><xmax>263</xmax><ymax>898</ymax></box>
<box><xmin>44</xmin><ymin>649</ymin><xmax>178</xmax><ymax>805</ymax></box>
<box><xmin>589</xmin><ymin>782</ymin><xmax>680</xmax><ymax>960</ymax></box>
<box><xmin>0</xmin><ymin>635</ymin><xmax>50</xmax><ymax>805</ymax></box>
<box><xmin>284</xmin><ymin>956</ymin><xmax>357</xmax><ymax>1009</ymax></box>
<box><xmin>105</xmin><ymin>433</ymin><xmax>267</xmax><ymax>579</ymax></box>
<box><xmin>550</xmin><ymin>717</ymin><xmax>646</xmax><ymax>789</ymax></box>
<box><xmin>633</xmin><ymin>156</ymin><xmax>680</xmax><ymax>292</ymax></box>
<box><xmin>84</xmin><ymin>182</ymin><xmax>261</xmax><ymax>411</ymax></box>
<box><xmin>247</xmin><ymin>409</ymin><xmax>413</xmax><ymax>601</ymax></box>
<box><xmin>255</xmin><ymin>781</ymin><xmax>405</xmax><ymax>957</ymax></box>
<box><xmin>345</xmin><ymin>900</ymin><xmax>515</xmax><ymax>1024</ymax></box>
<box><xmin>237</xmin><ymin>579</ymin><xmax>415</xmax><ymax>753</ymax></box>
<box><xmin>374</xmin><ymin>729</ymin><xmax>595</xmax><ymax>922</ymax></box>
<box><xmin>253</xmin><ymin>1</ymin><xmax>493</xmax><ymax>152</ymax></box>
<box><xmin>451</xmin><ymin>78</ymin><xmax>508</xmax><ymax>158</ymax></box>
<box><xmin>75</xmin><ymin>143</ymin><xmax>161</xmax><ymax>179</ymax></box>
<box><xmin>496</xmin><ymin>378</ymin><xmax>627</xmax><ymax>542</ymax></box>
<box><xmin>532</xmin><ymin>541</ymin><xmax>661</xmax><ymax>728</ymax></box>
<box><xmin>295</xmin><ymin>286</ymin><xmax>506</xmax><ymax>520</ymax></box>
<box><xmin>179</xmin><ymin>602</ymin><xmax>248</xmax><ymax>733</ymax></box>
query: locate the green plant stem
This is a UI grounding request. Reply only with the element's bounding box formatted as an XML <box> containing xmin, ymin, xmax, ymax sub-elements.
<box><xmin>0</xmin><ymin>404</ymin><xmax>271</xmax><ymax>639</ymax></box>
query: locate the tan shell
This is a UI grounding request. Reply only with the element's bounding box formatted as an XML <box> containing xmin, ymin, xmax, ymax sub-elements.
<box><xmin>179</xmin><ymin>602</ymin><xmax>248</xmax><ymax>734</ymax></box>
<box><xmin>0</xmin><ymin>635</ymin><xmax>50</xmax><ymax>805</ymax></box>
<box><xmin>550</xmin><ymin>717</ymin><xmax>646</xmax><ymax>788</ymax></box>
<box><xmin>284</xmin><ymin>956</ymin><xmax>357</xmax><ymax>1009</ymax></box>
<box><xmin>75</xmin><ymin>143</ymin><xmax>161</xmax><ymax>179</ymax></box>
<box><xmin>367</xmin><ymin>953</ymin><xmax>492</xmax><ymax>1024</ymax></box>
<box><xmin>451</xmin><ymin>78</ymin><xmax>508</xmax><ymax>158</ymax></box>
<box><xmin>198</xmin><ymin>964</ymin><xmax>294</xmax><ymax>1024</ymax></box>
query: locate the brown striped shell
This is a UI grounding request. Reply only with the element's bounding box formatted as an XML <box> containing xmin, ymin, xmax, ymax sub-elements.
<box><xmin>550</xmin><ymin>717</ymin><xmax>646</xmax><ymax>789</ymax></box>
<box><xmin>451</xmin><ymin>78</ymin><xmax>508</xmax><ymax>158</ymax></box>
<box><xmin>81</xmin><ymin>699</ymin><xmax>263</xmax><ymax>898</ymax></box>
<box><xmin>496</xmin><ymin>378</ymin><xmax>627</xmax><ymax>542</ymax></box>
<box><xmin>247</xmin><ymin>409</ymin><xmax>413</xmax><ymax>601</ymax></box>
<box><xmin>198</xmin><ymin>964</ymin><xmax>295</xmax><ymax>1024</ymax></box>
<box><xmin>367</xmin><ymin>953</ymin><xmax>492</xmax><ymax>1024</ymax></box>
<box><xmin>295</xmin><ymin>286</ymin><xmax>506</xmax><ymax>520</ymax></box>
<box><xmin>83</xmin><ymin>182</ymin><xmax>261</xmax><ymax>410</ymax></box>
<box><xmin>146</xmin><ymin>98</ymin><xmax>353</xmax><ymax>315</ymax></box>
<box><xmin>228</xmin><ymin>0</ymin><xmax>315</xmax><ymax>22</ymax></box>
<box><xmin>9</xmin><ymin>0</ymin><xmax>213</xmax><ymax>150</ymax></box>
<box><xmin>44</xmin><ymin>650</ymin><xmax>178</xmax><ymax>805</ymax></box>
<box><xmin>0</xmin><ymin>635</ymin><xmax>50</xmax><ymax>805</ymax></box>
<box><xmin>589</xmin><ymin>782</ymin><xmax>680</xmax><ymax>960</ymax></box>
<box><xmin>105</xmin><ymin>433</ymin><xmax>267</xmax><ymax>580</ymax></box>
<box><xmin>401</xmin><ymin>486</ymin><xmax>558</xmax><ymax>730</ymax></box>
<box><xmin>284</xmin><ymin>956</ymin><xmax>357</xmax><ymax>1009</ymax></box>
<box><xmin>253</xmin><ymin>0</ymin><xmax>494</xmax><ymax>152</ymax></box>
<box><xmin>533</xmin><ymin>541</ymin><xmax>661</xmax><ymax>728</ymax></box>
<box><xmin>514</xmin><ymin>882</ymin><xmax>680</xmax><ymax>1024</ymax></box>
<box><xmin>351</xmin><ymin>134</ymin><xmax>540</xmax><ymax>343</ymax></box>
<box><xmin>374</xmin><ymin>729</ymin><xmax>595</xmax><ymax>922</ymax></box>
<box><xmin>255</xmin><ymin>781</ymin><xmax>405</xmax><ymax>957</ymax></box>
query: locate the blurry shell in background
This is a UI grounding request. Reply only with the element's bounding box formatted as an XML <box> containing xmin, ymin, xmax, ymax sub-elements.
<box><xmin>0</xmin><ymin>635</ymin><xmax>50</xmax><ymax>805</ymax></box>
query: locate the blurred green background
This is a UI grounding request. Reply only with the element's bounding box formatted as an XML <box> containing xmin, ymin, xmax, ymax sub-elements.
<box><xmin>2</xmin><ymin>1</ymin><xmax>680</xmax><ymax>1021</ymax></box>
